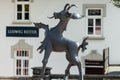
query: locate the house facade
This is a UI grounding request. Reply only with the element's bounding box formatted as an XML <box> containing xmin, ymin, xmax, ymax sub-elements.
<box><xmin>0</xmin><ymin>0</ymin><xmax>120</xmax><ymax>78</ymax></box>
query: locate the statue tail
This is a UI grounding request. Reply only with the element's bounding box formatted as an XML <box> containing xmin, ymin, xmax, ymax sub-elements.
<box><xmin>34</xmin><ymin>22</ymin><xmax>49</xmax><ymax>53</ymax></box>
<box><xmin>78</xmin><ymin>37</ymin><xmax>88</xmax><ymax>52</ymax></box>
<box><xmin>37</xmin><ymin>41</ymin><xmax>46</xmax><ymax>54</ymax></box>
<box><xmin>37</xmin><ymin>44</ymin><xmax>45</xmax><ymax>53</ymax></box>
<box><xmin>33</xmin><ymin>22</ymin><xmax>49</xmax><ymax>35</ymax></box>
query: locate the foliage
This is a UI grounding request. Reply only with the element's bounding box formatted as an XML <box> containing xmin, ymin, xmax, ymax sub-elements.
<box><xmin>111</xmin><ymin>0</ymin><xmax>120</xmax><ymax>8</ymax></box>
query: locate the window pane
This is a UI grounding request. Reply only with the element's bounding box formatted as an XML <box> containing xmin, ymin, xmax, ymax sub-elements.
<box><xmin>17</xmin><ymin>59</ymin><xmax>21</xmax><ymax>67</ymax></box>
<box><xmin>25</xmin><ymin>13</ymin><xmax>29</xmax><ymax>20</ymax></box>
<box><xmin>23</xmin><ymin>69</ymin><xmax>28</xmax><ymax>75</ymax></box>
<box><xmin>88</xmin><ymin>9</ymin><xmax>101</xmax><ymax>16</ymax></box>
<box><xmin>22</xmin><ymin>51</ymin><xmax>24</xmax><ymax>56</ymax></box>
<box><xmin>17</xmin><ymin>51</ymin><xmax>20</xmax><ymax>56</ymax></box>
<box><xmin>88</xmin><ymin>19</ymin><xmax>93</xmax><ymax>26</ymax></box>
<box><xmin>25</xmin><ymin>5</ymin><xmax>29</xmax><ymax>11</ymax></box>
<box><xmin>96</xmin><ymin>19</ymin><xmax>101</xmax><ymax>26</ymax></box>
<box><xmin>25</xmin><ymin>51</ymin><xmax>27</xmax><ymax>56</ymax></box>
<box><xmin>88</xmin><ymin>27</ymin><xmax>93</xmax><ymax>34</ymax></box>
<box><xmin>17</xmin><ymin>5</ymin><xmax>22</xmax><ymax>11</ymax></box>
<box><xmin>17</xmin><ymin>13</ymin><xmax>22</xmax><ymax>20</ymax></box>
<box><xmin>96</xmin><ymin>27</ymin><xmax>101</xmax><ymax>35</ymax></box>
<box><xmin>16</xmin><ymin>69</ymin><xmax>21</xmax><ymax>75</ymax></box>
<box><xmin>24</xmin><ymin>60</ymin><xmax>29</xmax><ymax>67</ymax></box>
<box><xmin>25</xmin><ymin>51</ymin><xmax>29</xmax><ymax>57</ymax></box>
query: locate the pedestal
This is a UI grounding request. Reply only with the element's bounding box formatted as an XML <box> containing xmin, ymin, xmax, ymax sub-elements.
<box><xmin>32</xmin><ymin>67</ymin><xmax>52</xmax><ymax>80</ymax></box>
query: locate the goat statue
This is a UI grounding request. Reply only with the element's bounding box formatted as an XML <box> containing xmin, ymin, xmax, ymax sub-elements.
<box><xmin>34</xmin><ymin>3</ymin><xmax>88</xmax><ymax>80</ymax></box>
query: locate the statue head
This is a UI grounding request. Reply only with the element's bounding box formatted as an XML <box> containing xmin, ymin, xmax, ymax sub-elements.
<box><xmin>49</xmin><ymin>3</ymin><xmax>82</xmax><ymax>21</ymax></box>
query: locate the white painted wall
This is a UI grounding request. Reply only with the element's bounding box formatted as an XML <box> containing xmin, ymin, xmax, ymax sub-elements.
<box><xmin>0</xmin><ymin>0</ymin><xmax>120</xmax><ymax>76</ymax></box>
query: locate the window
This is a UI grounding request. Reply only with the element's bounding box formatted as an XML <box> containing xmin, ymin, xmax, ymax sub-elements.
<box><xmin>14</xmin><ymin>50</ymin><xmax>29</xmax><ymax>76</ymax></box>
<box><xmin>86</xmin><ymin>8</ymin><xmax>103</xmax><ymax>38</ymax></box>
<box><xmin>15</xmin><ymin>0</ymin><xmax>30</xmax><ymax>22</ymax></box>
<box><xmin>11</xmin><ymin>40</ymin><xmax>33</xmax><ymax>76</ymax></box>
<box><xmin>82</xmin><ymin>4</ymin><xmax>106</xmax><ymax>40</ymax></box>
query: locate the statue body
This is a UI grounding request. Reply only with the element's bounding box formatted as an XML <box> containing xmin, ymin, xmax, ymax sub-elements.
<box><xmin>34</xmin><ymin>4</ymin><xmax>88</xmax><ymax>80</ymax></box>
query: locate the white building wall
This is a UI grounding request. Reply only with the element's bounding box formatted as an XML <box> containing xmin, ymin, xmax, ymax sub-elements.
<box><xmin>0</xmin><ymin>0</ymin><xmax>120</xmax><ymax>77</ymax></box>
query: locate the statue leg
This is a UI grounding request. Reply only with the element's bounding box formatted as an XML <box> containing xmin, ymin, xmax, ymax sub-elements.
<box><xmin>69</xmin><ymin>51</ymin><xmax>82</xmax><ymax>80</ymax></box>
<box><xmin>40</xmin><ymin>44</ymin><xmax>52</xmax><ymax>80</ymax></box>
<box><xmin>72</xmin><ymin>56</ymin><xmax>82</xmax><ymax>80</ymax></box>
<box><xmin>76</xmin><ymin>60</ymin><xmax>82</xmax><ymax>80</ymax></box>
<box><xmin>64</xmin><ymin>63</ymin><xmax>72</xmax><ymax>80</ymax></box>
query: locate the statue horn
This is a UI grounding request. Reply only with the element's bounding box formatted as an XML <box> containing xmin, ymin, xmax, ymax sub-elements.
<box><xmin>67</xmin><ymin>4</ymin><xmax>77</xmax><ymax>10</ymax></box>
<box><xmin>48</xmin><ymin>16</ymin><xmax>54</xmax><ymax>19</ymax></box>
<box><xmin>64</xmin><ymin>3</ymin><xmax>70</xmax><ymax>10</ymax></box>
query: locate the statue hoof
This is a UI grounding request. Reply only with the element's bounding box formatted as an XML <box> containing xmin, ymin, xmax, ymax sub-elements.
<box><xmin>64</xmin><ymin>75</ymin><xmax>69</xmax><ymax>80</ymax></box>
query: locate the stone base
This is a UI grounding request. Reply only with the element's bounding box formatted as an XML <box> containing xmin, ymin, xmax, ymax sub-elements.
<box><xmin>31</xmin><ymin>67</ymin><xmax>52</xmax><ymax>80</ymax></box>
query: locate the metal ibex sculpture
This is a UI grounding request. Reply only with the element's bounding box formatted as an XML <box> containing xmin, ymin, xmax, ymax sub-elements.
<box><xmin>34</xmin><ymin>3</ymin><xmax>88</xmax><ymax>80</ymax></box>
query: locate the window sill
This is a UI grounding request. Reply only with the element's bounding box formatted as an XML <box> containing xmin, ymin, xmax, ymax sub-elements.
<box><xmin>12</xmin><ymin>21</ymin><xmax>32</xmax><ymax>25</ymax></box>
<box><xmin>87</xmin><ymin>36</ymin><xmax>105</xmax><ymax>40</ymax></box>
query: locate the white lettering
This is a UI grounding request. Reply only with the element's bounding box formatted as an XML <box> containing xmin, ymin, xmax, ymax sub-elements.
<box><xmin>24</xmin><ymin>30</ymin><xmax>37</xmax><ymax>34</ymax></box>
<box><xmin>8</xmin><ymin>30</ymin><xmax>23</xmax><ymax>34</ymax></box>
